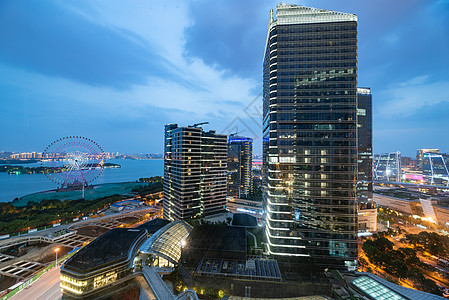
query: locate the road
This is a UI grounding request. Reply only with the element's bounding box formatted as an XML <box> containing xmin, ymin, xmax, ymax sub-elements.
<box><xmin>11</xmin><ymin>266</ymin><xmax>61</xmax><ymax>300</ymax></box>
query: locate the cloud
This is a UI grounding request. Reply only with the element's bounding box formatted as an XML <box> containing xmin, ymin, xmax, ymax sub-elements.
<box><xmin>0</xmin><ymin>0</ymin><xmax>265</xmax><ymax>153</ymax></box>
<box><xmin>0</xmin><ymin>1</ymin><xmax>182</xmax><ymax>90</ymax></box>
<box><xmin>397</xmin><ymin>75</ymin><xmax>429</xmax><ymax>87</ymax></box>
<box><xmin>183</xmin><ymin>0</ymin><xmax>275</xmax><ymax>78</ymax></box>
<box><xmin>377</xmin><ymin>76</ymin><xmax>449</xmax><ymax>117</ymax></box>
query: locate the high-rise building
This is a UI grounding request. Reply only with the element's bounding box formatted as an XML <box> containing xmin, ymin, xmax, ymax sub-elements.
<box><xmin>262</xmin><ymin>4</ymin><xmax>358</xmax><ymax>269</ymax></box>
<box><xmin>163</xmin><ymin>124</ymin><xmax>227</xmax><ymax>221</ymax></box>
<box><xmin>416</xmin><ymin>148</ymin><xmax>440</xmax><ymax>171</ymax></box>
<box><xmin>227</xmin><ymin>135</ymin><xmax>253</xmax><ymax>199</ymax></box>
<box><xmin>356</xmin><ymin>88</ymin><xmax>376</xmax><ymax>234</ymax></box>
<box><xmin>356</xmin><ymin>88</ymin><xmax>373</xmax><ymax>203</ymax></box>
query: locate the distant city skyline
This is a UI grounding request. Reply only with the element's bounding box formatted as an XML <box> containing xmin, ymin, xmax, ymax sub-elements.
<box><xmin>1</xmin><ymin>1</ymin><xmax>448</xmax><ymax>156</ymax></box>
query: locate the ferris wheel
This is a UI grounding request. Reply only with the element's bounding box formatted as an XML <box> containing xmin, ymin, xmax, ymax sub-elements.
<box><xmin>41</xmin><ymin>136</ymin><xmax>105</xmax><ymax>192</ymax></box>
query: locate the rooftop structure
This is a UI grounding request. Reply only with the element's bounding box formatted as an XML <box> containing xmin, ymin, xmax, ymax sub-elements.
<box><xmin>230</xmin><ymin>213</ymin><xmax>258</xmax><ymax>227</ymax></box>
<box><xmin>139</xmin><ymin>220</ymin><xmax>193</xmax><ymax>266</ymax></box>
<box><xmin>351</xmin><ymin>272</ymin><xmax>444</xmax><ymax>300</ymax></box>
<box><xmin>136</xmin><ymin>218</ymin><xmax>171</xmax><ymax>234</ymax></box>
<box><xmin>181</xmin><ymin>225</ymin><xmax>247</xmax><ymax>269</ymax></box>
<box><xmin>60</xmin><ymin>228</ymin><xmax>147</xmax><ymax>298</ymax></box>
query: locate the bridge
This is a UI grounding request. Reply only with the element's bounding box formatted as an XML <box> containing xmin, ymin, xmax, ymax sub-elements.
<box><xmin>142</xmin><ymin>265</ymin><xmax>198</xmax><ymax>300</ymax></box>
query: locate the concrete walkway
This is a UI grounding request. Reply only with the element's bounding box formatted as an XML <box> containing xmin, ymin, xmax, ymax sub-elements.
<box><xmin>142</xmin><ymin>265</ymin><xmax>198</xmax><ymax>300</ymax></box>
<box><xmin>142</xmin><ymin>265</ymin><xmax>175</xmax><ymax>300</ymax></box>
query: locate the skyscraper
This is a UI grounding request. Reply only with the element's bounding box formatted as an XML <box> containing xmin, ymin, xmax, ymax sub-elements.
<box><xmin>227</xmin><ymin>135</ymin><xmax>253</xmax><ymax>199</ymax></box>
<box><xmin>356</xmin><ymin>88</ymin><xmax>376</xmax><ymax>233</ymax></box>
<box><xmin>262</xmin><ymin>4</ymin><xmax>358</xmax><ymax>269</ymax></box>
<box><xmin>357</xmin><ymin>88</ymin><xmax>373</xmax><ymax>203</ymax></box>
<box><xmin>163</xmin><ymin>124</ymin><xmax>227</xmax><ymax>221</ymax></box>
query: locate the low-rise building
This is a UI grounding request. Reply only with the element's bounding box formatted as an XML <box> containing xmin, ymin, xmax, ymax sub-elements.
<box><xmin>358</xmin><ymin>201</ymin><xmax>377</xmax><ymax>233</ymax></box>
<box><xmin>226</xmin><ymin>197</ymin><xmax>262</xmax><ymax>217</ymax></box>
<box><xmin>373</xmin><ymin>193</ymin><xmax>423</xmax><ymax>216</ymax></box>
<box><xmin>60</xmin><ymin>228</ymin><xmax>147</xmax><ymax>298</ymax></box>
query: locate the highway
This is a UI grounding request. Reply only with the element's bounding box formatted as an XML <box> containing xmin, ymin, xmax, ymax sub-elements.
<box><xmin>11</xmin><ymin>266</ymin><xmax>61</xmax><ymax>300</ymax></box>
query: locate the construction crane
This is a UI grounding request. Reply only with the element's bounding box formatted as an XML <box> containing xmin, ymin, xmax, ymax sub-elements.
<box><xmin>228</xmin><ymin>132</ymin><xmax>238</xmax><ymax>140</ymax></box>
<box><xmin>190</xmin><ymin>122</ymin><xmax>209</xmax><ymax>128</ymax></box>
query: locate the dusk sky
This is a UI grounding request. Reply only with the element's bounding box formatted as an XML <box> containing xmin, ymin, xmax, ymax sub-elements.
<box><xmin>1</xmin><ymin>0</ymin><xmax>448</xmax><ymax>156</ymax></box>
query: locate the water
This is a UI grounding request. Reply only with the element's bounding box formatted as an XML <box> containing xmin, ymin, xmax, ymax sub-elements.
<box><xmin>0</xmin><ymin>159</ymin><xmax>164</xmax><ymax>202</ymax></box>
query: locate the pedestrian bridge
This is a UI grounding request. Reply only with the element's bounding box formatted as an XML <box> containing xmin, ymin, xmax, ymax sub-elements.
<box><xmin>142</xmin><ymin>265</ymin><xmax>198</xmax><ymax>300</ymax></box>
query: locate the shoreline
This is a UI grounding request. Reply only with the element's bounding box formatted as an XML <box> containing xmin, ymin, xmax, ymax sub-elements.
<box><xmin>10</xmin><ymin>180</ymin><xmax>154</xmax><ymax>207</ymax></box>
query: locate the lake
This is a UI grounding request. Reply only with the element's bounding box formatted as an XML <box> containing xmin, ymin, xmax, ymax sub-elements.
<box><xmin>0</xmin><ymin>159</ymin><xmax>164</xmax><ymax>203</ymax></box>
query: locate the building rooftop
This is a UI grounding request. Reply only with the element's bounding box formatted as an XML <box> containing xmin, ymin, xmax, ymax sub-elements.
<box><xmin>139</xmin><ymin>220</ymin><xmax>193</xmax><ymax>264</ymax></box>
<box><xmin>352</xmin><ymin>272</ymin><xmax>444</xmax><ymax>300</ymax></box>
<box><xmin>136</xmin><ymin>218</ymin><xmax>171</xmax><ymax>234</ymax></box>
<box><xmin>64</xmin><ymin>228</ymin><xmax>146</xmax><ymax>273</ymax></box>
<box><xmin>184</xmin><ymin>225</ymin><xmax>247</xmax><ymax>253</ymax></box>
<box><xmin>231</xmin><ymin>213</ymin><xmax>258</xmax><ymax>227</ymax></box>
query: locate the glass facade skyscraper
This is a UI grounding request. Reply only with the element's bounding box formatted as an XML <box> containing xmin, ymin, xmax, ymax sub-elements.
<box><xmin>163</xmin><ymin>124</ymin><xmax>227</xmax><ymax>221</ymax></box>
<box><xmin>262</xmin><ymin>4</ymin><xmax>358</xmax><ymax>269</ymax></box>
<box><xmin>227</xmin><ymin>136</ymin><xmax>253</xmax><ymax>199</ymax></box>
<box><xmin>357</xmin><ymin>88</ymin><xmax>373</xmax><ymax>203</ymax></box>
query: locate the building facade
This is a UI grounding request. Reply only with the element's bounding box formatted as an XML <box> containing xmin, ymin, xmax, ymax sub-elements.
<box><xmin>358</xmin><ymin>201</ymin><xmax>377</xmax><ymax>233</ymax></box>
<box><xmin>60</xmin><ymin>228</ymin><xmax>147</xmax><ymax>298</ymax></box>
<box><xmin>356</xmin><ymin>88</ymin><xmax>376</xmax><ymax>233</ymax></box>
<box><xmin>422</xmin><ymin>152</ymin><xmax>449</xmax><ymax>186</ymax></box>
<box><xmin>163</xmin><ymin>124</ymin><xmax>227</xmax><ymax>221</ymax></box>
<box><xmin>227</xmin><ymin>135</ymin><xmax>253</xmax><ymax>199</ymax></box>
<box><xmin>416</xmin><ymin>148</ymin><xmax>440</xmax><ymax>171</ymax></box>
<box><xmin>262</xmin><ymin>4</ymin><xmax>358</xmax><ymax>269</ymax></box>
<box><xmin>356</xmin><ymin>88</ymin><xmax>372</xmax><ymax>202</ymax></box>
<box><xmin>373</xmin><ymin>152</ymin><xmax>402</xmax><ymax>182</ymax></box>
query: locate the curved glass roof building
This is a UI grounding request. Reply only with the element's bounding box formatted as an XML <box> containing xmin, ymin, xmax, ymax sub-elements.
<box><xmin>262</xmin><ymin>4</ymin><xmax>358</xmax><ymax>269</ymax></box>
<box><xmin>139</xmin><ymin>220</ymin><xmax>193</xmax><ymax>265</ymax></box>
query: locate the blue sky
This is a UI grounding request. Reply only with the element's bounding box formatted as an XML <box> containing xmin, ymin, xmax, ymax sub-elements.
<box><xmin>0</xmin><ymin>0</ymin><xmax>448</xmax><ymax>157</ymax></box>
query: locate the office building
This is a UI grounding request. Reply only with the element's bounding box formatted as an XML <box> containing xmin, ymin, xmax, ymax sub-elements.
<box><xmin>356</xmin><ymin>87</ymin><xmax>373</xmax><ymax>202</ymax></box>
<box><xmin>163</xmin><ymin>124</ymin><xmax>227</xmax><ymax>221</ymax></box>
<box><xmin>416</xmin><ymin>148</ymin><xmax>440</xmax><ymax>171</ymax></box>
<box><xmin>262</xmin><ymin>3</ymin><xmax>358</xmax><ymax>269</ymax></box>
<box><xmin>356</xmin><ymin>88</ymin><xmax>376</xmax><ymax>234</ymax></box>
<box><xmin>227</xmin><ymin>135</ymin><xmax>253</xmax><ymax>199</ymax></box>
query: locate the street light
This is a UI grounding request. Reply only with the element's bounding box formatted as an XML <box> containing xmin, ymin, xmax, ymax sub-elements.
<box><xmin>55</xmin><ymin>247</ymin><xmax>60</xmax><ymax>268</ymax></box>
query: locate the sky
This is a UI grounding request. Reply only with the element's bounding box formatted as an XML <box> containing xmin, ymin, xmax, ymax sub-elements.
<box><xmin>0</xmin><ymin>0</ymin><xmax>448</xmax><ymax>157</ymax></box>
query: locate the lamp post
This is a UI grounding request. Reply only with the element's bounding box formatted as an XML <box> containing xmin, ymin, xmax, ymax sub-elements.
<box><xmin>55</xmin><ymin>247</ymin><xmax>60</xmax><ymax>268</ymax></box>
